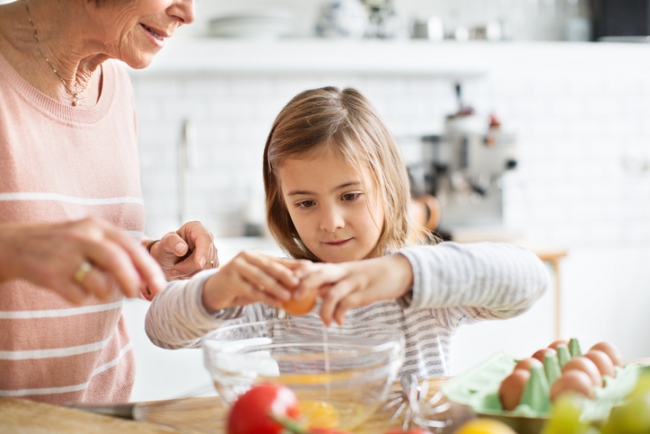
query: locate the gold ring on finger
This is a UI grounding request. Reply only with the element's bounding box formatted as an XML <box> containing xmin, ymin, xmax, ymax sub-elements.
<box><xmin>74</xmin><ymin>261</ymin><xmax>93</xmax><ymax>284</ymax></box>
<box><xmin>210</xmin><ymin>259</ymin><xmax>215</xmax><ymax>268</ymax></box>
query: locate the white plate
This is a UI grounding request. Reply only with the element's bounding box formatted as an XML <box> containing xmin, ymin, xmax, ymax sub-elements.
<box><xmin>208</xmin><ymin>11</ymin><xmax>296</xmax><ymax>39</ymax></box>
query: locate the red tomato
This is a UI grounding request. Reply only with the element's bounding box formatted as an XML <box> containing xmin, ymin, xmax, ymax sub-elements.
<box><xmin>227</xmin><ymin>383</ymin><xmax>301</xmax><ymax>434</ymax></box>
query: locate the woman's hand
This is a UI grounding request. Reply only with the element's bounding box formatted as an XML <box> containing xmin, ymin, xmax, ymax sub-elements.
<box><xmin>293</xmin><ymin>254</ymin><xmax>414</xmax><ymax>326</ymax></box>
<box><xmin>0</xmin><ymin>217</ymin><xmax>167</xmax><ymax>305</ymax></box>
<box><xmin>201</xmin><ymin>251</ymin><xmax>305</xmax><ymax>312</ymax></box>
<box><xmin>148</xmin><ymin>221</ymin><xmax>218</xmax><ymax>280</ymax></box>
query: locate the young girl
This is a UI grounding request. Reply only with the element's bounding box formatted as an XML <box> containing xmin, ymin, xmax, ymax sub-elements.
<box><xmin>145</xmin><ymin>87</ymin><xmax>549</xmax><ymax>378</ymax></box>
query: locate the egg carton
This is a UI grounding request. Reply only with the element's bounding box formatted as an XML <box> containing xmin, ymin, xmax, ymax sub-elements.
<box><xmin>441</xmin><ymin>347</ymin><xmax>643</xmax><ymax>426</ymax></box>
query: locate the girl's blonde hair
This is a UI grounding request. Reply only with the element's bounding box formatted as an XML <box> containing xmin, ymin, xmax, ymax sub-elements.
<box><xmin>263</xmin><ymin>86</ymin><xmax>420</xmax><ymax>261</ymax></box>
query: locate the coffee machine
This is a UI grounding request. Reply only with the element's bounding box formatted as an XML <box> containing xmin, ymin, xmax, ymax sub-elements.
<box><xmin>407</xmin><ymin>84</ymin><xmax>518</xmax><ymax>240</ymax></box>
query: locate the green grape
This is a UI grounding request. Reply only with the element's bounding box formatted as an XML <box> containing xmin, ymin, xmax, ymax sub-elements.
<box><xmin>601</xmin><ymin>394</ymin><xmax>650</xmax><ymax>434</ymax></box>
<box><xmin>541</xmin><ymin>394</ymin><xmax>591</xmax><ymax>434</ymax></box>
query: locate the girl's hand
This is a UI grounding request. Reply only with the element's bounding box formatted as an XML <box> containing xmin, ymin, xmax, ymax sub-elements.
<box><xmin>0</xmin><ymin>218</ymin><xmax>167</xmax><ymax>305</ymax></box>
<box><xmin>201</xmin><ymin>251</ymin><xmax>303</xmax><ymax>312</ymax></box>
<box><xmin>294</xmin><ymin>254</ymin><xmax>414</xmax><ymax>326</ymax></box>
<box><xmin>148</xmin><ymin>221</ymin><xmax>218</xmax><ymax>280</ymax></box>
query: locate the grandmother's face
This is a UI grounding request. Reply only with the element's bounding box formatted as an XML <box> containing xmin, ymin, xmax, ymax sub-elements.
<box><xmin>89</xmin><ymin>0</ymin><xmax>195</xmax><ymax>69</ymax></box>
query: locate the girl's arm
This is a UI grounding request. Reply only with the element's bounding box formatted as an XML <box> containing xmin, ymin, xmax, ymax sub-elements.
<box><xmin>399</xmin><ymin>242</ymin><xmax>548</xmax><ymax>320</ymax></box>
<box><xmin>145</xmin><ymin>251</ymin><xmax>303</xmax><ymax>349</ymax></box>
<box><xmin>295</xmin><ymin>242</ymin><xmax>548</xmax><ymax>326</ymax></box>
<box><xmin>145</xmin><ymin>270</ymin><xmax>229</xmax><ymax>349</ymax></box>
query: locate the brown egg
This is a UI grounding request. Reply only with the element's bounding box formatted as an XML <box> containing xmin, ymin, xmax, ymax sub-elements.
<box><xmin>550</xmin><ymin>370</ymin><xmax>595</xmax><ymax>402</ymax></box>
<box><xmin>583</xmin><ymin>350</ymin><xmax>616</xmax><ymax>378</ymax></box>
<box><xmin>590</xmin><ymin>341</ymin><xmax>624</xmax><ymax>367</ymax></box>
<box><xmin>562</xmin><ymin>357</ymin><xmax>603</xmax><ymax>387</ymax></box>
<box><xmin>514</xmin><ymin>357</ymin><xmax>543</xmax><ymax>372</ymax></box>
<box><xmin>499</xmin><ymin>369</ymin><xmax>530</xmax><ymax>411</ymax></box>
<box><xmin>549</xmin><ymin>339</ymin><xmax>569</xmax><ymax>350</ymax></box>
<box><xmin>532</xmin><ymin>347</ymin><xmax>557</xmax><ymax>363</ymax></box>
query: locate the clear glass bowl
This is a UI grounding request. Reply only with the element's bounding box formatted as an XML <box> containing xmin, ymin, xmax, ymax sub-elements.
<box><xmin>202</xmin><ymin>317</ymin><xmax>405</xmax><ymax>429</ymax></box>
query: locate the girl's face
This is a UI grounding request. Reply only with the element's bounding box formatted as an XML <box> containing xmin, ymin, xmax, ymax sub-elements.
<box><xmin>278</xmin><ymin>148</ymin><xmax>384</xmax><ymax>263</ymax></box>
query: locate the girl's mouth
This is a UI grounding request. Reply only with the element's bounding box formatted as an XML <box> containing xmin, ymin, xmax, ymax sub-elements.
<box><xmin>324</xmin><ymin>238</ymin><xmax>352</xmax><ymax>247</ymax></box>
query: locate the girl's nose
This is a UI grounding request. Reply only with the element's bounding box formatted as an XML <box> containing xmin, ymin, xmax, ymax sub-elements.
<box><xmin>319</xmin><ymin>206</ymin><xmax>345</xmax><ymax>233</ymax></box>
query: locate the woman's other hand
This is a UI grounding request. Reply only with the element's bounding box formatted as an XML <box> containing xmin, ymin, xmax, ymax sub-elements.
<box><xmin>0</xmin><ymin>217</ymin><xmax>167</xmax><ymax>305</ymax></box>
<box><xmin>201</xmin><ymin>251</ymin><xmax>302</xmax><ymax>312</ymax></box>
<box><xmin>294</xmin><ymin>254</ymin><xmax>414</xmax><ymax>326</ymax></box>
<box><xmin>148</xmin><ymin>221</ymin><xmax>217</xmax><ymax>280</ymax></box>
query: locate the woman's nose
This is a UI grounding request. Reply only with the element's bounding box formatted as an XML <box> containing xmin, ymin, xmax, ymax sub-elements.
<box><xmin>319</xmin><ymin>206</ymin><xmax>345</xmax><ymax>233</ymax></box>
<box><xmin>169</xmin><ymin>0</ymin><xmax>195</xmax><ymax>25</ymax></box>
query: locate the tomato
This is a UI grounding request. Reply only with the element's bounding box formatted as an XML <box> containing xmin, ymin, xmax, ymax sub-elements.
<box><xmin>227</xmin><ymin>383</ymin><xmax>301</xmax><ymax>434</ymax></box>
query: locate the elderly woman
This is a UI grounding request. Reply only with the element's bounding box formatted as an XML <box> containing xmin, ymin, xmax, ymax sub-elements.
<box><xmin>0</xmin><ymin>0</ymin><xmax>213</xmax><ymax>404</ymax></box>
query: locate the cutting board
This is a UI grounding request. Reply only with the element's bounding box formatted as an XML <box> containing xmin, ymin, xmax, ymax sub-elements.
<box><xmin>0</xmin><ymin>397</ymin><xmax>176</xmax><ymax>434</ymax></box>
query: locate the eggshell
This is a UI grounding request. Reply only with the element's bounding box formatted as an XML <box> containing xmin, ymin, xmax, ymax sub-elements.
<box><xmin>549</xmin><ymin>339</ymin><xmax>569</xmax><ymax>350</ymax></box>
<box><xmin>281</xmin><ymin>288</ymin><xmax>317</xmax><ymax>316</ymax></box>
<box><xmin>583</xmin><ymin>350</ymin><xmax>616</xmax><ymax>378</ymax></box>
<box><xmin>562</xmin><ymin>357</ymin><xmax>603</xmax><ymax>387</ymax></box>
<box><xmin>499</xmin><ymin>369</ymin><xmax>530</xmax><ymax>411</ymax></box>
<box><xmin>532</xmin><ymin>347</ymin><xmax>557</xmax><ymax>363</ymax></box>
<box><xmin>514</xmin><ymin>357</ymin><xmax>543</xmax><ymax>372</ymax></box>
<box><xmin>590</xmin><ymin>341</ymin><xmax>624</xmax><ymax>367</ymax></box>
<box><xmin>550</xmin><ymin>370</ymin><xmax>595</xmax><ymax>402</ymax></box>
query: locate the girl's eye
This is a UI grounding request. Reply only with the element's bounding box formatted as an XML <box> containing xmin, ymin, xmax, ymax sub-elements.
<box><xmin>297</xmin><ymin>200</ymin><xmax>315</xmax><ymax>209</ymax></box>
<box><xmin>342</xmin><ymin>193</ymin><xmax>361</xmax><ymax>202</ymax></box>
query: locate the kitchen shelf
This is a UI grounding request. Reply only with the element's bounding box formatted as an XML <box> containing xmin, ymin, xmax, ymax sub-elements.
<box><xmin>127</xmin><ymin>38</ymin><xmax>650</xmax><ymax>81</ymax></box>
<box><xmin>127</xmin><ymin>38</ymin><xmax>489</xmax><ymax>78</ymax></box>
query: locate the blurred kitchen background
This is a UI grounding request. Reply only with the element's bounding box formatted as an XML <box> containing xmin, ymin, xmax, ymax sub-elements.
<box><xmin>102</xmin><ymin>0</ymin><xmax>650</xmax><ymax>401</ymax></box>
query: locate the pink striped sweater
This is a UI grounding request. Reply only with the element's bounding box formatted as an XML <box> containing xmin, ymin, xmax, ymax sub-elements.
<box><xmin>0</xmin><ymin>51</ymin><xmax>144</xmax><ymax>404</ymax></box>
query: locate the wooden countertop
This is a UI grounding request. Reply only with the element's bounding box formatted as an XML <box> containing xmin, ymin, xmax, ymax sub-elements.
<box><xmin>4</xmin><ymin>359</ymin><xmax>648</xmax><ymax>433</ymax></box>
<box><xmin>0</xmin><ymin>377</ymin><xmax>473</xmax><ymax>434</ymax></box>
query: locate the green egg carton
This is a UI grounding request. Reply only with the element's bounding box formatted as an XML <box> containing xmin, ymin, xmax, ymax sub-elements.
<box><xmin>442</xmin><ymin>350</ymin><xmax>645</xmax><ymax>426</ymax></box>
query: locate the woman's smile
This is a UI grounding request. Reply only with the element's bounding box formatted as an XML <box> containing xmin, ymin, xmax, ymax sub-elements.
<box><xmin>140</xmin><ymin>23</ymin><xmax>168</xmax><ymax>47</ymax></box>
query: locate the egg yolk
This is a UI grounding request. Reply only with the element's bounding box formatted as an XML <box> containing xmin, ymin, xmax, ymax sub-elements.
<box><xmin>298</xmin><ymin>400</ymin><xmax>339</xmax><ymax>428</ymax></box>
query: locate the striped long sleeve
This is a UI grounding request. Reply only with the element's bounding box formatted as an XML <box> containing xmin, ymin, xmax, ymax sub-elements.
<box><xmin>145</xmin><ymin>269</ymin><xmax>228</xmax><ymax>349</ymax></box>
<box><xmin>145</xmin><ymin>242</ymin><xmax>549</xmax><ymax>379</ymax></box>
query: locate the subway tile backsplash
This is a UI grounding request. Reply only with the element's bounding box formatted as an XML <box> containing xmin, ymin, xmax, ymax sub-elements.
<box><xmin>131</xmin><ymin>45</ymin><xmax>650</xmax><ymax>250</ymax></box>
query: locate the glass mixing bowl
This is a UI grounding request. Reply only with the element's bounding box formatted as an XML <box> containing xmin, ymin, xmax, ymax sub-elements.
<box><xmin>202</xmin><ymin>317</ymin><xmax>405</xmax><ymax>429</ymax></box>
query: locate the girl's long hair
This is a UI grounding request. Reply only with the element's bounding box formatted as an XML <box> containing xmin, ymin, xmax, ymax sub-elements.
<box><xmin>263</xmin><ymin>87</ymin><xmax>421</xmax><ymax>261</ymax></box>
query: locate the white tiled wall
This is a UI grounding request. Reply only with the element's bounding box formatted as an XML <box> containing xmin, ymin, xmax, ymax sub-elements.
<box><xmin>132</xmin><ymin>45</ymin><xmax>650</xmax><ymax>249</ymax></box>
<box><xmin>126</xmin><ymin>43</ymin><xmax>650</xmax><ymax>399</ymax></box>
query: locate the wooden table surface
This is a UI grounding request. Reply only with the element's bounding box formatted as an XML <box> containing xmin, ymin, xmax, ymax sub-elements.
<box><xmin>0</xmin><ymin>377</ymin><xmax>474</xmax><ymax>434</ymax></box>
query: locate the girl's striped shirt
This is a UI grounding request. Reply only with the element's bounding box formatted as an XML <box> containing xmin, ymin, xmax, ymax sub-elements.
<box><xmin>146</xmin><ymin>242</ymin><xmax>549</xmax><ymax>378</ymax></box>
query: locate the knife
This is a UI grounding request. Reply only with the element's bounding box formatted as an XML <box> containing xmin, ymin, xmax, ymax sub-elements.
<box><xmin>62</xmin><ymin>402</ymin><xmax>148</xmax><ymax>420</ymax></box>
